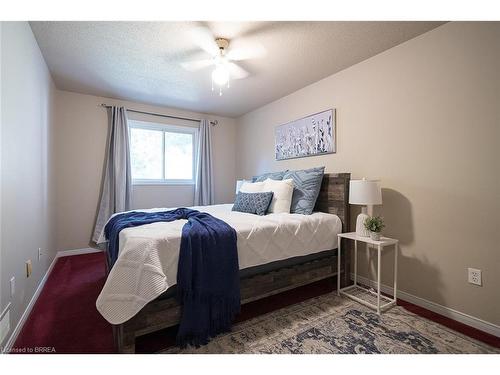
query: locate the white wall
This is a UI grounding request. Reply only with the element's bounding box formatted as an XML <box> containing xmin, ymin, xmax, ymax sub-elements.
<box><xmin>0</xmin><ymin>21</ymin><xmax>3</xmax><ymax>339</ymax></box>
<box><xmin>0</xmin><ymin>22</ymin><xmax>57</xmax><ymax>345</ymax></box>
<box><xmin>53</xmin><ymin>90</ymin><xmax>237</xmax><ymax>252</ymax></box>
<box><xmin>236</xmin><ymin>22</ymin><xmax>500</xmax><ymax>325</ymax></box>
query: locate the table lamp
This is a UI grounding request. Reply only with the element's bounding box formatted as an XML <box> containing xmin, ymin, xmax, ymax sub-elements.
<box><xmin>349</xmin><ymin>178</ymin><xmax>382</xmax><ymax>237</ymax></box>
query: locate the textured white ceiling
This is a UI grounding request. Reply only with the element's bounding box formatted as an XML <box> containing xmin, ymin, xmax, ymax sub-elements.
<box><xmin>30</xmin><ymin>21</ymin><xmax>444</xmax><ymax>117</ymax></box>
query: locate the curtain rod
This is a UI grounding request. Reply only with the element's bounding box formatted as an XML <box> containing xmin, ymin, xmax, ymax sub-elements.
<box><xmin>99</xmin><ymin>104</ymin><xmax>218</xmax><ymax>126</ymax></box>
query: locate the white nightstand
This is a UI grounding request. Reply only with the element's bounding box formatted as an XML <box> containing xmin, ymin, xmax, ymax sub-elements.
<box><xmin>337</xmin><ymin>232</ymin><xmax>398</xmax><ymax>314</ymax></box>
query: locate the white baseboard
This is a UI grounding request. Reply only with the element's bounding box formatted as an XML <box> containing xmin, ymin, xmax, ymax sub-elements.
<box><xmin>2</xmin><ymin>254</ymin><xmax>59</xmax><ymax>353</ymax></box>
<box><xmin>351</xmin><ymin>273</ymin><xmax>500</xmax><ymax>338</ymax></box>
<box><xmin>2</xmin><ymin>247</ymin><xmax>103</xmax><ymax>353</ymax></box>
<box><xmin>57</xmin><ymin>247</ymin><xmax>102</xmax><ymax>257</ymax></box>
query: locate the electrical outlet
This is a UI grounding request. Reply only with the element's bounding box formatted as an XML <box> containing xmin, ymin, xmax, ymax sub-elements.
<box><xmin>10</xmin><ymin>277</ymin><xmax>15</xmax><ymax>297</ymax></box>
<box><xmin>468</xmin><ymin>268</ymin><xmax>482</xmax><ymax>286</ymax></box>
<box><xmin>38</xmin><ymin>247</ymin><xmax>42</xmax><ymax>261</ymax></box>
<box><xmin>26</xmin><ymin>259</ymin><xmax>32</xmax><ymax>278</ymax></box>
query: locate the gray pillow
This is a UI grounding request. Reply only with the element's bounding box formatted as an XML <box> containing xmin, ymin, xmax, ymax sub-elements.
<box><xmin>252</xmin><ymin>170</ymin><xmax>287</xmax><ymax>182</ymax></box>
<box><xmin>232</xmin><ymin>191</ymin><xmax>274</xmax><ymax>216</ymax></box>
<box><xmin>283</xmin><ymin>167</ymin><xmax>325</xmax><ymax>215</ymax></box>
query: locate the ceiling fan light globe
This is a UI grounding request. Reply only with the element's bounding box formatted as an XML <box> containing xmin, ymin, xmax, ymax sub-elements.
<box><xmin>214</xmin><ymin>55</ymin><xmax>225</xmax><ymax>65</ymax></box>
<box><xmin>212</xmin><ymin>65</ymin><xmax>230</xmax><ymax>86</ymax></box>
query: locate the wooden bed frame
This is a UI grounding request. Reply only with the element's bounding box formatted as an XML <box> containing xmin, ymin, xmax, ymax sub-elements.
<box><xmin>107</xmin><ymin>173</ymin><xmax>351</xmax><ymax>353</ymax></box>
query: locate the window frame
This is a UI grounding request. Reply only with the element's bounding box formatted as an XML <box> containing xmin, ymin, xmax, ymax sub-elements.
<box><xmin>128</xmin><ymin>120</ymin><xmax>198</xmax><ymax>186</ymax></box>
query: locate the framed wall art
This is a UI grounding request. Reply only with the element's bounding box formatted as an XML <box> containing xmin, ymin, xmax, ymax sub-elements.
<box><xmin>274</xmin><ymin>109</ymin><xmax>335</xmax><ymax>161</ymax></box>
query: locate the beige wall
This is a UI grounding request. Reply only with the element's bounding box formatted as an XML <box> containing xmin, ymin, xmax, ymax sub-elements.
<box><xmin>0</xmin><ymin>22</ymin><xmax>57</xmax><ymax>345</ymax></box>
<box><xmin>53</xmin><ymin>90</ymin><xmax>237</xmax><ymax>252</ymax></box>
<box><xmin>236</xmin><ymin>22</ymin><xmax>500</xmax><ymax>325</ymax></box>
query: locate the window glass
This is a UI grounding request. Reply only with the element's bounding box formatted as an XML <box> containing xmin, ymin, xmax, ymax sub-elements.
<box><xmin>164</xmin><ymin>132</ymin><xmax>193</xmax><ymax>180</ymax></box>
<box><xmin>130</xmin><ymin>127</ymin><xmax>163</xmax><ymax>180</ymax></box>
<box><xmin>129</xmin><ymin>120</ymin><xmax>196</xmax><ymax>183</ymax></box>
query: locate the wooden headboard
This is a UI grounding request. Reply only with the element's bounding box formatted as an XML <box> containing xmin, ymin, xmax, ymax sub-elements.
<box><xmin>314</xmin><ymin>173</ymin><xmax>351</xmax><ymax>232</ymax></box>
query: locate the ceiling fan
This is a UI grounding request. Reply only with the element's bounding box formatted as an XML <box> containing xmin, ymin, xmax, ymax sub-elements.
<box><xmin>181</xmin><ymin>26</ymin><xmax>266</xmax><ymax>95</ymax></box>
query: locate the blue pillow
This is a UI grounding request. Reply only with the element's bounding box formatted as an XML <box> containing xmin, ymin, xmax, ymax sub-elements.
<box><xmin>251</xmin><ymin>170</ymin><xmax>287</xmax><ymax>182</ymax></box>
<box><xmin>232</xmin><ymin>191</ymin><xmax>274</xmax><ymax>216</ymax></box>
<box><xmin>283</xmin><ymin>167</ymin><xmax>325</xmax><ymax>215</ymax></box>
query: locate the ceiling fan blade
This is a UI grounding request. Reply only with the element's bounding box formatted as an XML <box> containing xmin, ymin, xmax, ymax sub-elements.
<box><xmin>228</xmin><ymin>62</ymin><xmax>249</xmax><ymax>80</ymax></box>
<box><xmin>180</xmin><ymin>59</ymin><xmax>214</xmax><ymax>72</ymax></box>
<box><xmin>189</xmin><ymin>26</ymin><xmax>219</xmax><ymax>56</ymax></box>
<box><xmin>226</xmin><ymin>43</ymin><xmax>267</xmax><ymax>61</ymax></box>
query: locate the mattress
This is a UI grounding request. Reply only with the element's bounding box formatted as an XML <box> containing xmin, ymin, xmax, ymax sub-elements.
<box><xmin>96</xmin><ymin>204</ymin><xmax>342</xmax><ymax>324</ymax></box>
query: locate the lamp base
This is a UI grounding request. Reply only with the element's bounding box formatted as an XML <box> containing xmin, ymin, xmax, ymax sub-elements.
<box><xmin>356</xmin><ymin>212</ymin><xmax>370</xmax><ymax>237</ymax></box>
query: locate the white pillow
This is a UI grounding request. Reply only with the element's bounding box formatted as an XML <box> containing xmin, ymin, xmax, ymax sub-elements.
<box><xmin>235</xmin><ymin>179</ymin><xmax>250</xmax><ymax>194</ymax></box>
<box><xmin>239</xmin><ymin>181</ymin><xmax>265</xmax><ymax>193</ymax></box>
<box><xmin>263</xmin><ymin>178</ymin><xmax>294</xmax><ymax>214</ymax></box>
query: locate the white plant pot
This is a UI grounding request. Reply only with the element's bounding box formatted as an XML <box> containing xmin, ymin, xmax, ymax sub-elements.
<box><xmin>370</xmin><ymin>232</ymin><xmax>381</xmax><ymax>241</ymax></box>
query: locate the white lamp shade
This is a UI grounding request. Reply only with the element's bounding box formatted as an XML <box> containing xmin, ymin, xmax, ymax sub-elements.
<box><xmin>349</xmin><ymin>179</ymin><xmax>382</xmax><ymax>205</ymax></box>
<box><xmin>235</xmin><ymin>180</ymin><xmax>245</xmax><ymax>194</ymax></box>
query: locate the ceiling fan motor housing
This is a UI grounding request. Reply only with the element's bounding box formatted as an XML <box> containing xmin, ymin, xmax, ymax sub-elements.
<box><xmin>215</xmin><ymin>38</ymin><xmax>229</xmax><ymax>54</ymax></box>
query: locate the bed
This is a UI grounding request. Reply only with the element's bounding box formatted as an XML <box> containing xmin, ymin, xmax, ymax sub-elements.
<box><xmin>98</xmin><ymin>173</ymin><xmax>351</xmax><ymax>353</ymax></box>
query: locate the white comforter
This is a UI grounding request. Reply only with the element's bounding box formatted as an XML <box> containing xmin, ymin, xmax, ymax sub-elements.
<box><xmin>96</xmin><ymin>204</ymin><xmax>341</xmax><ymax>324</ymax></box>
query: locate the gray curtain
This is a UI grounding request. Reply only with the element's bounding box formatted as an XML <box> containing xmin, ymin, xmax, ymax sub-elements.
<box><xmin>92</xmin><ymin>106</ymin><xmax>132</xmax><ymax>243</ymax></box>
<box><xmin>194</xmin><ymin>119</ymin><xmax>214</xmax><ymax>206</ymax></box>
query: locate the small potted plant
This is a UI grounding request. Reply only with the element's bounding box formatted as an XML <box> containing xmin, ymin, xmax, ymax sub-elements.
<box><xmin>364</xmin><ymin>216</ymin><xmax>385</xmax><ymax>241</ymax></box>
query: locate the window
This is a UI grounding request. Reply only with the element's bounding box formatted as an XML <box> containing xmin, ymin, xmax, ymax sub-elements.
<box><xmin>129</xmin><ymin>120</ymin><xmax>197</xmax><ymax>184</ymax></box>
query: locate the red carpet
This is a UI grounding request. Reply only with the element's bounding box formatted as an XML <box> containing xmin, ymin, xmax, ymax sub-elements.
<box><xmin>11</xmin><ymin>252</ymin><xmax>500</xmax><ymax>353</ymax></box>
<box><xmin>12</xmin><ymin>253</ymin><xmax>114</xmax><ymax>354</ymax></box>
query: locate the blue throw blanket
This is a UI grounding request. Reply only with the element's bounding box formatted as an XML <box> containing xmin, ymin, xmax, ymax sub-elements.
<box><xmin>104</xmin><ymin>208</ymin><xmax>240</xmax><ymax>347</ymax></box>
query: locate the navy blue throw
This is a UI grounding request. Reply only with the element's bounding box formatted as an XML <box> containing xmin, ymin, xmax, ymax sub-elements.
<box><xmin>104</xmin><ymin>208</ymin><xmax>240</xmax><ymax>347</ymax></box>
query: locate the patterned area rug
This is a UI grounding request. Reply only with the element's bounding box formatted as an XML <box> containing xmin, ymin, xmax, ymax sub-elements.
<box><xmin>163</xmin><ymin>293</ymin><xmax>499</xmax><ymax>354</ymax></box>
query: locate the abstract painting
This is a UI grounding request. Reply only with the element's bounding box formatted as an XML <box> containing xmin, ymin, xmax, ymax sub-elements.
<box><xmin>275</xmin><ymin>109</ymin><xmax>335</xmax><ymax>160</ymax></box>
